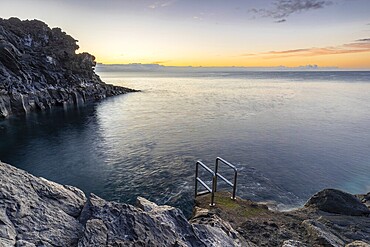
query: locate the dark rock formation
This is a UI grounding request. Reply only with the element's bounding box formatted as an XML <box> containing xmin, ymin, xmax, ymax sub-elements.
<box><xmin>305</xmin><ymin>189</ymin><xmax>370</xmax><ymax>216</ymax></box>
<box><xmin>0</xmin><ymin>17</ymin><xmax>136</xmax><ymax>118</ymax></box>
<box><xmin>0</xmin><ymin>161</ymin><xmax>246</xmax><ymax>246</ymax></box>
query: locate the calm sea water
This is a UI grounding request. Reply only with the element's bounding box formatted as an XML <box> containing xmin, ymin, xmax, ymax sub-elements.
<box><xmin>1</xmin><ymin>70</ymin><xmax>370</xmax><ymax>216</ymax></box>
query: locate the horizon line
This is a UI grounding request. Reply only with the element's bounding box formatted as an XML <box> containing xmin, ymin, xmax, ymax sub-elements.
<box><xmin>95</xmin><ymin>63</ymin><xmax>370</xmax><ymax>71</ymax></box>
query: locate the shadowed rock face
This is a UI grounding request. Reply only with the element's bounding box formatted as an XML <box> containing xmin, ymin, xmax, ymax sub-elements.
<box><xmin>0</xmin><ymin>17</ymin><xmax>136</xmax><ymax>118</ymax></box>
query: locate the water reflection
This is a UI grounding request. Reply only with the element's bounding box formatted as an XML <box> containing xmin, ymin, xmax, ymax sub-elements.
<box><xmin>0</xmin><ymin>104</ymin><xmax>110</xmax><ymax>197</ymax></box>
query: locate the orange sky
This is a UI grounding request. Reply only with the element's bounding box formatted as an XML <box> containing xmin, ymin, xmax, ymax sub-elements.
<box><xmin>1</xmin><ymin>0</ymin><xmax>370</xmax><ymax>68</ymax></box>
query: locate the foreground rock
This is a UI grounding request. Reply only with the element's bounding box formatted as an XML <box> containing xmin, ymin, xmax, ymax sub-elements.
<box><xmin>0</xmin><ymin>17</ymin><xmax>136</xmax><ymax>118</ymax></box>
<box><xmin>0</xmin><ymin>161</ymin><xmax>246</xmax><ymax>246</ymax></box>
<box><xmin>1</xmin><ymin>161</ymin><xmax>369</xmax><ymax>246</ymax></box>
<box><xmin>0</xmin><ymin>162</ymin><xmax>86</xmax><ymax>246</ymax></box>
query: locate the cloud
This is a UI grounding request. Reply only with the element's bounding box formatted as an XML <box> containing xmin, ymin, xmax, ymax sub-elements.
<box><xmin>356</xmin><ymin>38</ymin><xmax>370</xmax><ymax>42</ymax></box>
<box><xmin>193</xmin><ymin>16</ymin><xmax>203</xmax><ymax>21</ymax></box>
<box><xmin>275</xmin><ymin>19</ymin><xmax>287</xmax><ymax>23</ymax></box>
<box><xmin>250</xmin><ymin>0</ymin><xmax>333</xmax><ymax>21</ymax></box>
<box><xmin>148</xmin><ymin>0</ymin><xmax>176</xmax><ymax>9</ymax></box>
<box><xmin>242</xmin><ymin>38</ymin><xmax>370</xmax><ymax>58</ymax></box>
<box><xmin>268</xmin><ymin>48</ymin><xmax>311</xmax><ymax>54</ymax></box>
<box><xmin>151</xmin><ymin>60</ymin><xmax>171</xmax><ymax>64</ymax></box>
<box><xmin>241</xmin><ymin>53</ymin><xmax>257</xmax><ymax>57</ymax></box>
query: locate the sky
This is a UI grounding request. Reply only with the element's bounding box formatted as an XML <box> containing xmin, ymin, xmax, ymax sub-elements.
<box><xmin>1</xmin><ymin>0</ymin><xmax>370</xmax><ymax>68</ymax></box>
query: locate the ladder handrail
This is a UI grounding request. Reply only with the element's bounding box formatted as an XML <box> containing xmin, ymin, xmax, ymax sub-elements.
<box><xmin>215</xmin><ymin>157</ymin><xmax>238</xmax><ymax>200</ymax></box>
<box><xmin>194</xmin><ymin>157</ymin><xmax>238</xmax><ymax>206</ymax></box>
<box><xmin>195</xmin><ymin>161</ymin><xmax>216</xmax><ymax>206</ymax></box>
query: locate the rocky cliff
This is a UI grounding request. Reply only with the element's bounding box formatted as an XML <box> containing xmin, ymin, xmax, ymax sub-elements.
<box><xmin>0</xmin><ymin>17</ymin><xmax>135</xmax><ymax>118</ymax></box>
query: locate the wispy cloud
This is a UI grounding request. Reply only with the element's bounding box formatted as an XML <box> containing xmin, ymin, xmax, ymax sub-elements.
<box><xmin>242</xmin><ymin>38</ymin><xmax>370</xmax><ymax>58</ymax></box>
<box><xmin>356</xmin><ymin>38</ymin><xmax>370</xmax><ymax>42</ymax></box>
<box><xmin>148</xmin><ymin>0</ymin><xmax>176</xmax><ymax>9</ymax></box>
<box><xmin>250</xmin><ymin>0</ymin><xmax>333</xmax><ymax>22</ymax></box>
<box><xmin>193</xmin><ymin>16</ymin><xmax>203</xmax><ymax>21</ymax></box>
<box><xmin>151</xmin><ymin>60</ymin><xmax>171</xmax><ymax>64</ymax></box>
<box><xmin>268</xmin><ymin>48</ymin><xmax>311</xmax><ymax>54</ymax></box>
<box><xmin>241</xmin><ymin>53</ymin><xmax>257</xmax><ymax>57</ymax></box>
<box><xmin>275</xmin><ymin>19</ymin><xmax>287</xmax><ymax>23</ymax></box>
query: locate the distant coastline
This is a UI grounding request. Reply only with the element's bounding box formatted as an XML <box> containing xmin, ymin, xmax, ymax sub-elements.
<box><xmin>95</xmin><ymin>63</ymin><xmax>370</xmax><ymax>73</ymax></box>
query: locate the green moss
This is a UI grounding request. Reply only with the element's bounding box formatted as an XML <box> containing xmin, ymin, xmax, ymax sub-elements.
<box><xmin>214</xmin><ymin>194</ymin><xmax>239</xmax><ymax>209</ymax></box>
<box><xmin>211</xmin><ymin>193</ymin><xmax>267</xmax><ymax>218</ymax></box>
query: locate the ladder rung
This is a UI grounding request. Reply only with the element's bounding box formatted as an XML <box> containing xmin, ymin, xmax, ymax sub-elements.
<box><xmin>197</xmin><ymin>177</ymin><xmax>212</xmax><ymax>192</ymax></box>
<box><xmin>216</xmin><ymin>172</ymin><xmax>233</xmax><ymax>187</ymax></box>
<box><xmin>197</xmin><ymin>190</ymin><xmax>211</xmax><ymax>196</ymax></box>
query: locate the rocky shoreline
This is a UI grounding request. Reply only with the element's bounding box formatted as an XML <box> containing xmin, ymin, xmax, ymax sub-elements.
<box><xmin>0</xmin><ymin>18</ymin><xmax>136</xmax><ymax>118</ymax></box>
<box><xmin>194</xmin><ymin>191</ymin><xmax>370</xmax><ymax>247</ymax></box>
<box><xmin>0</xmin><ymin>161</ymin><xmax>369</xmax><ymax>247</ymax></box>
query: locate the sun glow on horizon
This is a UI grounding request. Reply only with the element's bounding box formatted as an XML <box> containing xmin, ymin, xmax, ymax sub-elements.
<box><xmin>1</xmin><ymin>0</ymin><xmax>370</xmax><ymax>69</ymax></box>
<box><xmin>94</xmin><ymin>51</ymin><xmax>370</xmax><ymax>69</ymax></box>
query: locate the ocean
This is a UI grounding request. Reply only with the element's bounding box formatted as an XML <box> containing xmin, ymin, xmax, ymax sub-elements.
<box><xmin>1</xmin><ymin>70</ymin><xmax>370</xmax><ymax>216</ymax></box>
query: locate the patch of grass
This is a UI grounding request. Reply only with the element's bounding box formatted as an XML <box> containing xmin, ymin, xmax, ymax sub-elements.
<box><xmin>195</xmin><ymin>191</ymin><xmax>269</xmax><ymax>224</ymax></box>
<box><xmin>214</xmin><ymin>194</ymin><xmax>240</xmax><ymax>210</ymax></box>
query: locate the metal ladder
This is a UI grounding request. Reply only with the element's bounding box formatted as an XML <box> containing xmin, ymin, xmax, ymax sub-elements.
<box><xmin>194</xmin><ymin>157</ymin><xmax>238</xmax><ymax>206</ymax></box>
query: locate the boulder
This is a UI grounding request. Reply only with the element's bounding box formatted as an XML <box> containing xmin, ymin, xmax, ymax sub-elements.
<box><xmin>305</xmin><ymin>189</ymin><xmax>370</xmax><ymax>216</ymax></box>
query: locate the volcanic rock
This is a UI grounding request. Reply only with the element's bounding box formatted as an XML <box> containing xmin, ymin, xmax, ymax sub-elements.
<box><xmin>0</xmin><ymin>17</ymin><xmax>136</xmax><ymax>118</ymax></box>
